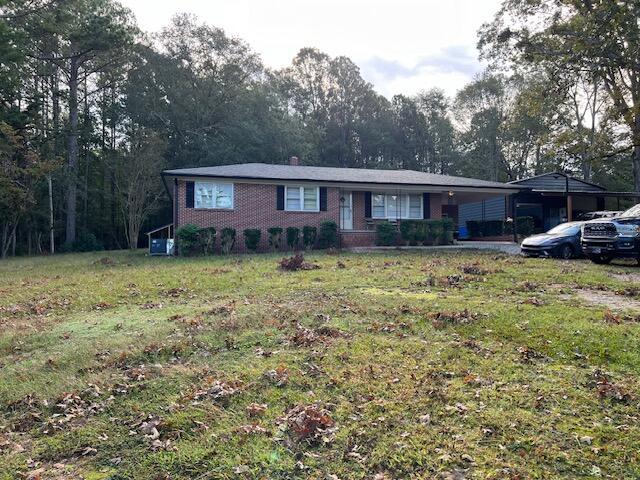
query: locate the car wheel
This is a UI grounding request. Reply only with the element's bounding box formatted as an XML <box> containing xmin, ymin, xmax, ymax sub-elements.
<box><xmin>591</xmin><ymin>255</ymin><xmax>612</xmax><ymax>265</ymax></box>
<box><xmin>558</xmin><ymin>244</ymin><xmax>573</xmax><ymax>260</ymax></box>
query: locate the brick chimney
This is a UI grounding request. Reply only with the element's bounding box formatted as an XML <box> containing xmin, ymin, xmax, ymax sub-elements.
<box><xmin>289</xmin><ymin>156</ymin><xmax>299</xmax><ymax>166</ymax></box>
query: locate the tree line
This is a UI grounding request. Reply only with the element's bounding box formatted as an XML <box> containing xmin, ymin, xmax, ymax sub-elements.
<box><xmin>1</xmin><ymin>0</ymin><xmax>638</xmax><ymax>257</ymax></box>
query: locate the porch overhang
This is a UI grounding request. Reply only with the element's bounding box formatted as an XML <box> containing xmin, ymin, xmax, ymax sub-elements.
<box><xmin>533</xmin><ymin>190</ymin><xmax>640</xmax><ymax>198</ymax></box>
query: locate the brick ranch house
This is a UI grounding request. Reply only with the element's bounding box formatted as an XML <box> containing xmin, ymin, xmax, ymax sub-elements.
<box><xmin>160</xmin><ymin>159</ymin><xmax>521</xmax><ymax>252</ymax></box>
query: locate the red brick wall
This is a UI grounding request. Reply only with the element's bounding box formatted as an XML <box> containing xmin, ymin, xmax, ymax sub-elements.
<box><xmin>174</xmin><ymin>180</ymin><xmax>447</xmax><ymax>252</ymax></box>
<box><xmin>176</xmin><ymin>180</ymin><xmax>340</xmax><ymax>252</ymax></box>
<box><xmin>341</xmin><ymin>231</ymin><xmax>377</xmax><ymax>248</ymax></box>
<box><xmin>430</xmin><ymin>193</ymin><xmax>443</xmax><ymax>219</ymax></box>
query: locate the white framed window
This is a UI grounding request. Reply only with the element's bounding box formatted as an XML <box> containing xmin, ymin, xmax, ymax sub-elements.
<box><xmin>372</xmin><ymin>194</ymin><xmax>385</xmax><ymax>218</ymax></box>
<box><xmin>371</xmin><ymin>193</ymin><xmax>423</xmax><ymax>219</ymax></box>
<box><xmin>387</xmin><ymin>194</ymin><xmax>399</xmax><ymax>218</ymax></box>
<box><xmin>408</xmin><ymin>194</ymin><xmax>422</xmax><ymax>218</ymax></box>
<box><xmin>285</xmin><ymin>186</ymin><xmax>319</xmax><ymax>212</ymax></box>
<box><xmin>195</xmin><ymin>182</ymin><xmax>234</xmax><ymax>209</ymax></box>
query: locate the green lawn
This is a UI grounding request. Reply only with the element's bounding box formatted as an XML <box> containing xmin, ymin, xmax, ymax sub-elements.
<box><xmin>1</xmin><ymin>249</ymin><xmax>639</xmax><ymax>479</ymax></box>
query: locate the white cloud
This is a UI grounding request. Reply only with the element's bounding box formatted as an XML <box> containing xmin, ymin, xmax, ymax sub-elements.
<box><xmin>121</xmin><ymin>0</ymin><xmax>501</xmax><ymax>98</ymax></box>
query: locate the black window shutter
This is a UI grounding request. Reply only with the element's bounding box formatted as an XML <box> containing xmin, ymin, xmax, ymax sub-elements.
<box><xmin>173</xmin><ymin>179</ymin><xmax>179</xmax><ymax>227</ymax></box>
<box><xmin>364</xmin><ymin>192</ymin><xmax>372</xmax><ymax>218</ymax></box>
<box><xmin>319</xmin><ymin>187</ymin><xmax>327</xmax><ymax>211</ymax></box>
<box><xmin>422</xmin><ymin>193</ymin><xmax>430</xmax><ymax>219</ymax></box>
<box><xmin>276</xmin><ymin>185</ymin><xmax>285</xmax><ymax>210</ymax></box>
<box><xmin>186</xmin><ymin>181</ymin><xmax>195</xmax><ymax>208</ymax></box>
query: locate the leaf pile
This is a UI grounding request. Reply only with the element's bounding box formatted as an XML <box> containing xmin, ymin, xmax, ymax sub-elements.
<box><xmin>603</xmin><ymin>309</ymin><xmax>640</xmax><ymax>324</ymax></box>
<box><xmin>44</xmin><ymin>385</ymin><xmax>111</xmax><ymax>432</ymax></box>
<box><xmin>289</xmin><ymin>324</ymin><xmax>346</xmax><ymax>347</ymax></box>
<box><xmin>444</xmin><ymin>275</ymin><xmax>465</xmax><ymax>288</ymax></box>
<box><xmin>246</xmin><ymin>403</ymin><xmax>268</xmax><ymax>417</ymax></box>
<box><xmin>264</xmin><ymin>366</ymin><xmax>289</xmax><ymax>386</ymax></box>
<box><xmin>279</xmin><ymin>254</ymin><xmax>320</xmax><ymax>271</ymax></box>
<box><xmin>428</xmin><ymin>309</ymin><xmax>479</xmax><ymax>329</ymax></box>
<box><xmin>588</xmin><ymin>370</ymin><xmax>632</xmax><ymax>403</ymax></box>
<box><xmin>279</xmin><ymin>404</ymin><xmax>336</xmax><ymax>443</ymax></box>
<box><xmin>1</xmin><ymin>297</ymin><xmax>71</xmax><ymax>316</ymax></box>
<box><xmin>517</xmin><ymin>346</ymin><xmax>546</xmax><ymax>364</ymax></box>
<box><xmin>459</xmin><ymin>263</ymin><xmax>494</xmax><ymax>275</ymax></box>
<box><xmin>411</xmin><ymin>274</ymin><xmax>436</xmax><ymax>287</ymax></box>
<box><xmin>93</xmin><ymin>257</ymin><xmax>116</xmax><ymax>266</ymax></box>
<box><xmin>190</xmin><ymin>379</ymin><xmax>242</xmax><ymax>406</ymax></box>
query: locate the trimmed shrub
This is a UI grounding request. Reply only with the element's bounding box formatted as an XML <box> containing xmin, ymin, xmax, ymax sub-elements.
<box><xmin>199</xmin><ymin>227</ymin><xmax>216</xmax><ymax>255</ymax></box>
<box><xmin>286</xmin><ymin>227</ymin><xmax>300</xmax><ymax>251</ymax></box>
<box><xmin>376</xmin><ymin>221</ymin><xmax>397</xmax><ymax>246</ymax></box>
<box><xmin>268</xmin><ymin>227</ymin><xmax>283</xmax><ymax>252</ymax></box>
<box><xmin>220</xmin><ymin>228</ymin><xmax>236</xmax><ymax>254</ymax></box>
<box><xmin>466</xmin><ymin>220</ymin><xmax>482</xmax><ymax>238</ymax></box>
<box><xmin>176</xmin><ymin>224</ymin><xmax>201</xmax><ymax>256</ymax></box>
<box><xmin>429</xmin><ymin>220</ymin><xmax>444</xmax><ymax>245</ymax></box>
<box><xmin>481</xmin><ymin>220</ymin><xmax>504</xmax><ymax>237</ymax></box>
<box><xmin>399</xmin><ymin>220</ymin><xmax>419</xmax><ymax>245</ymax></box>
<box><xmin>517</xmin><ymin>217</ymin><xmax>535</xmax><ymax>237</ymax></box>
<box><xmin>302</xmin><ymin>226</ymin><xmax>317</xmax><ymax>250</ymax></box>
<box><xmin>504</xmin><ymin>216</ymin><xmax>535</xmax><ymax>237</ymax></box>
<box><xmin>396</xmin><ymin>219</ymin><xmax>455</xmax><ymax>246</ymax></box>
<box><xmin>243</xmin><ymin>228</ymin><xmax>262</xmax><ymax>252</ymax></box>
<box><xmin>467</xmin><ymin>216</ymin><xmax>534</xmax><ymax>238</ymax></box>
<box><xmin>318</xmin><ymin>220</ymin><xmax>339</xmax><ymax>249</ymax></box>
<box><xmin>415</xmin><ymin>221</ymin><xmax>429</xmax><ymax>245</ymax></box>
<box><xmin>440</xmin><ymin>218</ymin><xmax>455</xmax><ymax>244</ymax></box>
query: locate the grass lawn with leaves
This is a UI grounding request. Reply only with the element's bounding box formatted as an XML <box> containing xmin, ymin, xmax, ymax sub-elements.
<box><xmin>1</xmin><ymin>249</ymin><xmax>639</xmax><ymax>479</ymax></box>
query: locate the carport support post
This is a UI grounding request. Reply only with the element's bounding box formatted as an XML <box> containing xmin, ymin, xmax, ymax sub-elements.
<box><xmin>567</xmin><ymin>195</ymin><xmax>573</xmax><ymax>222</ymax></box>
<box><xmin>511</xmin><ymin>193</ymin><xmax>518</xmax><ymax>243</ymax></box>
<box><xmin>563</xmin><ymin>173</ymin><xmax>572</xmax><ymax>222</ymax></box>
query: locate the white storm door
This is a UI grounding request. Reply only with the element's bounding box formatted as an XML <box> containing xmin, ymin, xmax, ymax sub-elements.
<box><xmin>340</xmin><ymin>192</ymin><xmax>353</xmax><ymax>230</ymax></box>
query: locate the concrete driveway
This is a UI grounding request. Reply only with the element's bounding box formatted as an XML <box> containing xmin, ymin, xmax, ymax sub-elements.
<box><xmin>348</xmin><ymin>241</ymin><xmax>521</xmax><ymax>255</ymax></box>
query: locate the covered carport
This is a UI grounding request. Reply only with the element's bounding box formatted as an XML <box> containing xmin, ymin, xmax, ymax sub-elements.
<box><xmin>509</xmin><ymin>172</ymin><xmax>639</xmax><ymax>226</ymax></box>
<box><xmin>456</xmin><ymin>193</ymin><xmax>513</xmax><ymax>239</ymax></box>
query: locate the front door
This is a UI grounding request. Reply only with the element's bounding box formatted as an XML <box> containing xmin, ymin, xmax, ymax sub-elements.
<box><xmin>441</xmin><ymin>204</ymin><xmax>459</xmax><ymax>224</ymax></box>
<box><xmin>340</xmin><ymin>192</ymin><xmax>353</xmax><ymax>230</ymax></box>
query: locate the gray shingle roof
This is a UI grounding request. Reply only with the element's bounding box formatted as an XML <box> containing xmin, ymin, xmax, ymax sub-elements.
<box><xmin>162</xmin><ymin>163</ymin><xmax>520</xmax><ymax>190</ymax></box>
<box><xmin>509</xmin><ymin>172</ymin><xmax>606</xmax><ymax>192</ymax></box>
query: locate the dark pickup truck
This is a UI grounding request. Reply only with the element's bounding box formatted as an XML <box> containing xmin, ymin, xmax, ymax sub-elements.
<box><xmin>581</xmin><ymin>204</ymin><xmax>640</xmax><ymax>264</ymax></box>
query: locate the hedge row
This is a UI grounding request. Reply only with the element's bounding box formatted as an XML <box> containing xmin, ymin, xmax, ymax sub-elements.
<box><xmin>466</xmin><ymin>216</ymin><xmax>534</xmax><ymax>238</ymax></box>
<box><xmin>376</xmin><ymin>219</ymin><xmax>455</xmax><ymax>246</ymax></box>
<box><xmin>175</xmin><ymin>221</ymin><xmax>339</xmax><ymax>255</ymax></box>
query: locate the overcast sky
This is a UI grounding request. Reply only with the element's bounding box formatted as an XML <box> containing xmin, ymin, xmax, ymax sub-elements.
<box><xmin>121</xmin><ymin>0</ymin><xmax>503</xmax><ymax>98</ymax></box>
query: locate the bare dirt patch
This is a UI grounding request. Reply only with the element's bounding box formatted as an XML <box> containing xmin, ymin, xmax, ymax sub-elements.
<box><xmin>571</xmin><ymin>289</ymin><xmax>640</xmax><ymax>312</ymax></box>
<box><xmin>611</xmin><ymin>273</ymin><xmax>640</xmax><ymax>283</ymax></box>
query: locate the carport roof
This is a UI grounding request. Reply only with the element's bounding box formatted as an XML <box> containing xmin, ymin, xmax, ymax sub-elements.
<box><xmin>509</xmin><ymin>172</ymin><xmax>606</xmax><ymax>193</ymax></box>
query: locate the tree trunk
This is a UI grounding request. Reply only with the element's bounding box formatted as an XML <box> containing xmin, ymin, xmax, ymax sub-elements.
<box><xmin>65</xmin><ymin>57</ymin><xmax>79</xmax><ymax>245</ymax></box>
<box><xmin>1</xmin><ymin>224</ymin><xmax>8</xmax><ymax>259</ymax></box>
<box><xmin>52</xmin><ymin>67</ymin><xmax>61</xmax><ymax>155</ymax></box>
<box><xmin>582</xmin><ymin>160</ymin><xmax>592</xmax><ymax>182</ymax></box>
<box><xmin>128</xmin><ymin>216</ymin><xmax>139</xmax><ymax>250</ymax></box>
<box><xmin>82</xmin><ymin>76</ymin><xmax>89</xmax><ymax>231</ymax></box>
<box><xmin>634</xmin><ymin>143</ymin><xmax>640</xmax><ymax>193</ymax></box>
<box><xmin>49</xmin><ymin>175</ymin><xmax>55</xmax><ymax>254</ymax></box>
<box><xmin>635</xmin><ymin>114</ymin><xmax>640</xmax><ymax>192</ymax></box>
